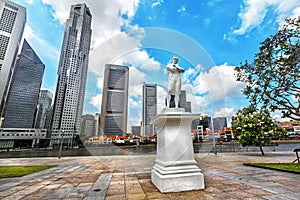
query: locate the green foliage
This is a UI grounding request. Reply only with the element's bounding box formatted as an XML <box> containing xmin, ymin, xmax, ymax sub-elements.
<box><xmin>232</xmin><ymin>106</ymin><xmax>287</xmax><ymax>155</ymax></box>
<box><xmin>235</xmin><ymin>17</ymin><xmax>300</xmax><ymax>120</ymax></box>
<box><xmin>244</xmin><ymin>163</ymin><xmax>300</xmax><ymax>174</ymax></box>
<box><xmin>0</xmin><ymin>165</ymin><xmax>56</xmax><ymax>178</ymax></box>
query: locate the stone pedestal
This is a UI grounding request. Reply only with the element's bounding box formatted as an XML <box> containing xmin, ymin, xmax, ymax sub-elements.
<box><xmin>150</xmin><ymin>108</ymin><xmax>205</xmax><ymax>193</ymax></box>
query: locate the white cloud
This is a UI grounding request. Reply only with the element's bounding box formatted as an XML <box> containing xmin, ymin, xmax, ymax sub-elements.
<box><xmin>214</xmin><ymin>107</ymin><xmax>235</xmax><ymax>118</ymax></box>
<box><xmin>23</xmin><ymin>25</ymin><xmax>34</xmax><ymax>41</ymax></box>
<box><xmin>22</xmin><ymin>25</ymin><xmax>60</xmax><ymax>64</ymax></box>
<box><xmin>89</xmin><ymin>93</ymin><xmax>102</xmax><ymax>112</ymax></box>
<box><xmin>157</xmin><ymin>85</ymin><xmax>167</xmax><ymax>113</ymax></box>
<box><xmin>271</xmin><ymin>111</ymin><xmax>291</xmax><ymax>122</ymax></box>
<box><xmin>186</xmin><ymin>93</ymin><xmax>211</xmax><ymax>114</ymax></box>
<box><xmin>129</xmin><ymin>97</ymin><xmax>141</xmax><ymax>108</ymax></box>
<box><xmin>190</xmin><ymin>63</ymin><xmax>245</xmax><ymax>100</ymax></box>
<box><xmin>234</xmin><ymin>0</ymin><xmax>300</xmax><ymax>35</ymax></box>
<box><xmin>128</xmin><ymin>66</ymin><xmax>146</xmax><ymax>98</ymax></box>
<box><xmin>25</xmin><ymin>0</ymin><xmax>34</xmax><ymax>5</ymax></box>
<box><xmin>152</xmin><ymin>0</ymin><xmax>164</xmax><ymax>8</ymax></box>
<box><xmin>41</xmin><ymin>0</ymin><xmax>140</xmax><ymax>49</ymax></box>
<box><xmin>177</xmin><ymin>5</ymin><xmax>187</xmax><ymax>13</ymax></box>
<box><xmin>128</xmin><ymin>109</ymin><xmax>142</xmax><ymax>132</ymax></box>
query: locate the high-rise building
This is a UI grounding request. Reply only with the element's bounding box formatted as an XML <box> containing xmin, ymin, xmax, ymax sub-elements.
<box><xmin>35</xmin><ymin>90</ymin><xmax>53</xmax><ymax>129</ymax></box>
<box><xmin>213</xmin><ymin>117</ymin><xmax>227</xmax><ymax>131</ymax></box>
<box><xmin>0</xmin><ymin>0</ymin><xmax>26</xmax><ymax>120</ymax></box>
<box><xmin>2</xmin><ymin>39</ymin><xmax>45</xmax><ymax>128</ymax></box>
<box><xmin>131</xmin><ymin>126</ymin><xmax>141</xmax><ymax>136</ymax></box>
<box><xmin>192</xmin><ymin>116</ymin><xmax>212</xmax><ymax>131</ymax></box>
<box><xmin>142</xmin><ymin>83</ymin><xmax>157</xmax><ymax>136</ymax></box>
<box><xmin>44</xmin><ymin>105</ymin><xmax>53</xmax><ymax>130</ymax></box>
<box><xmin>100</xmin><ymin>64</ymin><xmax>129</xmax><ymax>136</ymax></box>
<box><xmin>179</xmin><ymin>90</ymin><xmax>191</xmax><ymax>113</ymax></box>
<box><xmin>51</xmin><ymin>3</ymin><xmax>92</xmax><ymax>137</ymax></box>
<box><xmin>80</xmin><ymin>114</ymin><xmax>95</xmax><ymax>137</ymax></box>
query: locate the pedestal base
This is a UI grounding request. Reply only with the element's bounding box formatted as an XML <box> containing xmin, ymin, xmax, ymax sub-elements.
<box><xmin>150</xmin><ymin>109</ymin><xmax>205</xmax><ymax>193</ymax></box>
<box><xmin>151</xmin><ymin>162</ymin><xmax>205</xmax><ymax>193</ymax></box>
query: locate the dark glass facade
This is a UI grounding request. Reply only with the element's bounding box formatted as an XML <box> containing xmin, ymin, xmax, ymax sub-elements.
<box><xmin>2</xmin><ymin>39</ymin><xmax>44</xmax><ymax>128</ymax></box>
<box><xmin>100</xmin><ymin>64</ymin><xmax>129</xmax><ymax>136</ymax></box>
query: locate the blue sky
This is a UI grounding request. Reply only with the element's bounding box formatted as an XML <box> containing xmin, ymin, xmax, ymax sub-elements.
<box><xmin>12</xmin><ymin>0</ymin><xmax>300</xmax><ymax>129</ymax></box>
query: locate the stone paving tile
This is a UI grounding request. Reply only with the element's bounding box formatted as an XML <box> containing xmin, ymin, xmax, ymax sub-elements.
<box><xmin>105</xmin><ymin>194</ymin><xmax>126</xmax><ymax>200</ymax></box>
<box><xmin>0</xmin><ymin>152</ymin><xmax>299</xmax><ymax>199</ymax></box>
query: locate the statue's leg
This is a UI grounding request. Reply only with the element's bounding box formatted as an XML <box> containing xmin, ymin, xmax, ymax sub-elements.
<box><xmin>166</xmin><ymin>94</ymin><xmax>170</xmax><ymax>108</ymax></box>
<box><xmin>175</xmin><ymin>78</ymin><xmax>181</xmax><ymax>108</ymax></box>
<box><xmin>175</xmin><ymin>94</ymin><xmax>179</xmax><ymax>108</ymax></box>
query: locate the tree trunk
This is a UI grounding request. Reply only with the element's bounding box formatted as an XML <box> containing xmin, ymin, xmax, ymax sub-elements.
<box><xmin>259</xmin><ymin>144</ymin><xmax>265</xmax><ymax>156</ymax></box>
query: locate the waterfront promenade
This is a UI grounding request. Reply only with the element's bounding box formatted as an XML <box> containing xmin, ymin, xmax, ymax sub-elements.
<box><xmin>0</xmin><ymin>151</ymin><xmax>299</xmax><ymax>199</ymax></box>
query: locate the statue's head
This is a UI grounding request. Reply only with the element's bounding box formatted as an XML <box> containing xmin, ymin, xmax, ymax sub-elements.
<box><xmin>172</xmin><ymin>56</ymin><xmax>178</xmax><ymax>64</ymax></box>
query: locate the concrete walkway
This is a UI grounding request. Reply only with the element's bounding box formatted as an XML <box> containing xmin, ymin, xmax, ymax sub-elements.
<box><xmin>0</xmin><ymin>151</ymin><xmax>299</xmax><ymax>199</ymax></box>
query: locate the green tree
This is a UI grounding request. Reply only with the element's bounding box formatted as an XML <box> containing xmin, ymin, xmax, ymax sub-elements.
<box><xmin>235</xmin><ymin>17</ymin><xmax>300</xmax><ymax>120</ymax></box>
<box><xmin>232</xmin><ymin>106</ymin><xmax>287</xmax><ymax>155</ymax></box>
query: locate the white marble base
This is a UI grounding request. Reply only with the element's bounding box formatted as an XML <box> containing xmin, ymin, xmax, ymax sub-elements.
<box><xmin>150</xmin><ymin>108</ymin><xmax>205</xmax><ymax>193</ymax></box>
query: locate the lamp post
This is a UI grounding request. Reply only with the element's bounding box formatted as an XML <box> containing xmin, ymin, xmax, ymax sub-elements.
<box><xmin>58</xmin><ymin>130</ymin><xmax>64</xmax><ymax>159</ymax></box>
<box><xmin>211</xmin><ymin>117</ymin><xmax>217</xmax><ymax>155</ymax></box>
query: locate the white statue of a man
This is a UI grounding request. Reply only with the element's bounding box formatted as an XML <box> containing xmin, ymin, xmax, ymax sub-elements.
<box><xmin>166</xmin><ymin>56</ymin><xmax>185</xmax><ymax>108</ymax></box>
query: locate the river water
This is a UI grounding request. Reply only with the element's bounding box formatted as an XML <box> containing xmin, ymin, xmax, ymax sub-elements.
<box><xmin>0</xmin><ymin>142</ymin><xmax>299</xmax><ymax>158</ymax></box>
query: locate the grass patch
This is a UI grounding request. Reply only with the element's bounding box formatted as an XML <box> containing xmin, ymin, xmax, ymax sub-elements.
<box><xmin>244</xmin><ymin>163</ymin><xmax>300</xmax><ymax>174</ymax></box>
<box><xmin>0</xmin><ymin>165</ymin><xmax>56</xmax><ymax>178</ymax></box>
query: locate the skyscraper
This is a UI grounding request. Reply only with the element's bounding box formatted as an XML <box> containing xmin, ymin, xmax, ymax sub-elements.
<box><xmin>100</xmin><ymin>64</ymin><xmax>129</xmax><ymax>136</ymax></box>
<box><xmin>2</xmin><ymin>39</ymin><xmax>45</xmax><ymax>128</ymax></box>
<box><xmin>142</xmin><ymin>83</ymin><xmax>157</xmax><ymax>136</ymax></box>
<box><xmin>51</xmin><ymin>3</ymin><xmax>92</xmax><ymax>137</ymax></box>
<box><xmin>0</xmin><ymin>0</ymin><xmax>26</xmax><ymax>120</ymax></box>
<box><xmin>35</xmin><ymin>90</ymin><xmax>53</xmax><ymax>129</ymax></box>
<box><xmin>213</xmin><ymin>117</ymin><xmax>227</xmax><ymax>131</ymax></box>
<box><xmin>80</xmin><ymin>114</ymin><xmax>95</xmax><ymax>137</ymax></box>
<box><xmin>179</xmin><ymin>90</ymin><xmax>191</xmax><ymax>113</ymax></box>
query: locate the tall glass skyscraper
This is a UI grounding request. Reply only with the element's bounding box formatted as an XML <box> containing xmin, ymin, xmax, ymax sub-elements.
<box><xmin>51</xmin><ymin>3</ymin><xmax>92</xmax><ymax>137</ymax></box>
<box><xmin>142</xmin><ymin>83</ymin><xmax>157</xmax><ymax>136</ymax></box>
<box><xmin>0</xmin><ymin>0</ymin><xmax>26</xmax><ymax>121</ymax></box>
<box><xmin>2</xmin><ymin>39</ymin><xmax>45</xmax><ymax>128</ymax></box>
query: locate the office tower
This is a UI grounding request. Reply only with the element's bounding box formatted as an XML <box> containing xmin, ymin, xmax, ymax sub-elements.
<box><xmin>194</xmin><ymin>116</ymin><xmax>212</xmax><ymax>131</ymax></box>
<box><xmin>0</xmin><ymin>0</ymin><xmax>26</xmax><ymax>119</ymax></box>
<box><xmin>2</xmin><ymin>39</ymin><xmax>45</xmax><ymax>128</ymax></box>
<box><xmin>51</xmin><ymin>3</ymin><xmax>92</xmax><ymax>136</ymax></box>
<box><xmin>131</xmin><ymin>126</ymin><xmax>141</xmax><ymax>136</ymax></box>
<box><xmin>142</xmin><ymin>83</ymin><xmax>157</xmax><ymax>136</ymax></box>
<box><xmin>179</xmin><ymin>90</ymin><xmax>191</xmax><ymax>113</ymax></box>
<box><xmin>80</xmin><ymin>114</ymin><xmax>95</xmax><ymax>137</ymax></box>
<box><xmin>213</xmin><ymin>117</ymin><xmax>227</xmax><ymax>131</ymax></box>
<box><xmin>35</xmin><ymin>90</ymin><xmax>53</xmax><ymax>128</ymax></box>
<box><xmin>100</xmin><ymin>64</ymin><xmax>129</xmax><ymax>136</ymax></box>
<box><xmin>44</xmin><ymin>106</ymin><xmax>53</xmax><ymax>130</ymax></box>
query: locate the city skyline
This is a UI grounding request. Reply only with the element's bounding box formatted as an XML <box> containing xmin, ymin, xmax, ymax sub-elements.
<box><xmin>8</xmin><ymin>0</ymin><xmax>300</xmax><ymax>129</ymax></box>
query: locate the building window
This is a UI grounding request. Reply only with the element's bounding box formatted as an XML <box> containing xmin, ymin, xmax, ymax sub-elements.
<box><xmin>5</xmin><ymin>3</ymin><xmax>19</xmax><ymax>11</ymax></box>
<box><xmin>0</xmin><ymin>8</ymin><xmax>17</xmax><ymax>33</ymax></box>
<box><xmin>0</xmin><ymin>35</ymin><xmax>10</xmax><ymax>60</ymax></box>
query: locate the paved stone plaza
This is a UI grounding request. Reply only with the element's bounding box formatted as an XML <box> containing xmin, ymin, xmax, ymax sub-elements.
<box><xmin>0</xmin><ymin>151</ymin><xmax>299</xmax><ymax>199</ymax></box>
